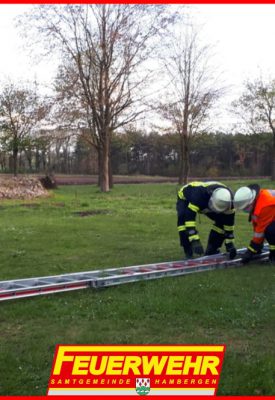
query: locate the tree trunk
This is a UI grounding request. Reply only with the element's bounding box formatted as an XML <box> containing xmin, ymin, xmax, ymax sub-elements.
<box><xmin>97</xmin><ymin>149</ymin><xmax>101</xmax><ymax>187</ymax></box>
<box><xmin>13</xmin><ymin>147</ymin><xmax>18</xmax><ymax>176</ymax></box>
<box><xmin>25</xmin><ymin>150</ymin><xmax>32</xmax><ymax>172</ymax></box>
<box><xmin>271</xmin><ymin>133</ymin><xmax>275</xmax><ymax>181</ymax></box>
<box><xmin>35</xmin><ymin>148</ymin><xmax>40</xmax><ymax>172</ymax></box>
<box><xmin>183</xmin><ymin>138</ymin><xmax>189</xmax><ymax>184</ymax></box>
<box><xmin>109</xmin><ymin>155</ymin><xmax>113</xmax><ymax>189</ymax></box>
<box><xmin>98</xmin><ymin>140</ymin><xmax>110</xmax><ymax>192</ymax></box>
<box><xmin>178</xmin><ymin>135</ymin><xmax>184</xmax><ymax>184</ymax></box>
<box><xmin>178</xmin><ymin>133</ymin><xmax>189</xmax><ymax>185</ymax></box>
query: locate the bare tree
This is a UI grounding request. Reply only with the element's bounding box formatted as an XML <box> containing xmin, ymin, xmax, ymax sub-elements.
<box><xmin>21</xmin><ymin>4</ymin><xmax>174</xmax><ymax>191</ymax></box>
<box><xmin>159</xmin><ymin>25</ymin><xmax>222</xmax><ymax>184</ymax></box>
<box><xmin>232</xmin><ymin>77</ymin><xmax>275</xmax><ymax>180</ymax></box>
<box><xmin>0</xmin><ymin>82</ymin><xmax>49</xmax><ymax>176</ymax></box>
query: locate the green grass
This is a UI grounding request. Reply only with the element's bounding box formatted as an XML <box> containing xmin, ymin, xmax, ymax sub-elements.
<box><xmin>0</xmin><ymin>179</ymin><xmax>274</xmax><ymax>395</ymax></box>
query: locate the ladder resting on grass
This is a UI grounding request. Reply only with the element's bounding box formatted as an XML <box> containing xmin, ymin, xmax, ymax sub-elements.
<box><xmin>0</xmin><ymin>246</ymin><xmax>269</xmax><ymax>302</ymax></box>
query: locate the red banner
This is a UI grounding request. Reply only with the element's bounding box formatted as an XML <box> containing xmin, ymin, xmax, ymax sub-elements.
<box><xmin>48</xmin><ymin>345</ymin><xmax>225</xmax><ymax>396</ymax></box>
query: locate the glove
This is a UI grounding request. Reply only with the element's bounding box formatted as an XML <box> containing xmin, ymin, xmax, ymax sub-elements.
<box><xmin>191</xmin><ymin>239</ymin><xmax>204</xmax><ymax>256</ymax></box>
<box><xmin>225</xmin><ymin>242</ymin><xmax>237</xmax><ymax>260</ymax></box>
<box><xmin>241</xmin><ymin>248</ymin><xmax>254</xmax><ymax>264</ymax></box>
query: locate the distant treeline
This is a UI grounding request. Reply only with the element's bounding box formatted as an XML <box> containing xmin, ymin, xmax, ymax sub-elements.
<box><xmin>0</xmin><ymin>130</ymin><xmax>272</xmax><ymax>177</ymax></box>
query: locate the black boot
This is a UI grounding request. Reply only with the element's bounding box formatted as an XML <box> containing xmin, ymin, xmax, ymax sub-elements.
<box><xmin>205</xmin><ymin>229</ymin><xmax>224</xmax><ymax>256</ymax></box>
<box><xmin>264</xmin><ymin>223</ymin><xmax>275</xmax><ymax>262</ymax></box>
<box><xmin>269</xmin><ymin>251</ymin><xmax>275</xmax><ymax>264</ymax></box>
<box><xmin>205</xmin><ymin>245</ymin><xmax>220</xmax><ymax>256</ymax></box>
<box><xmin>183</xmin><ymin>245</ymin><xmax>193</xmax><ymax>259</ymax></box>
<box><xmin>179</xmin><ymin>230</ymin><xmax>193</xmax><ymax>259</ymax></box>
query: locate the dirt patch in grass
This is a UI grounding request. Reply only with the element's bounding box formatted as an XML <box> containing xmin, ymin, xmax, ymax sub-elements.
<box><xmin>73</xmin><ymin>210</ymin><xmax>110</xmax><ymax>217</ymax></box>
<box><xmin>20</xmin><ymin>203</ymin><xmax>40</xmax><ymax>208</ymax></box>
<box><xmin>52</xmin><ymin>202</ymin><xmax>65</xmax><ymax>208</ymax></box>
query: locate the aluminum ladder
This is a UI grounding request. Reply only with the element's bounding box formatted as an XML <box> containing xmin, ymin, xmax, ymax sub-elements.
<box><xmin>0</xmin><ymin>246</ymin><xmax>269</xmax><ymax>302</ymax></box>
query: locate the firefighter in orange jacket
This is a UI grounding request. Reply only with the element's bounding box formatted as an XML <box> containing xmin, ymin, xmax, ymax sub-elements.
<box><xmin>234</xmin><ymin>184</ymin><xmax>275</xmax><ymax>264</ymax></box>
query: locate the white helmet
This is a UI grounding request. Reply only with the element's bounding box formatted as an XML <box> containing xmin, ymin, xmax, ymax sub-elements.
<box><xmin>208</xmin><ymin>188</ymin><xmax>232</xmax><ymax>213</ymax></box>
<box><xmin>233</xmin><ymin>186</ymin><xmax>256</xmax><ymax>211</ymax></box>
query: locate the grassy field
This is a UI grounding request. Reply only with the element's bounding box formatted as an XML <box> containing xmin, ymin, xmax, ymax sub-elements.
<box><xmin>0</xmin><ymin>179</ymin><xmax>274</xmax><ymax>395</ymax></box>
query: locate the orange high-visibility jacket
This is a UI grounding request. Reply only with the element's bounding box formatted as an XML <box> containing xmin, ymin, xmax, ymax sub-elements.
<box><xmin>251</xmin><ymin>189</ymin><xmax>275</xmax><ymax>244</ymax></box>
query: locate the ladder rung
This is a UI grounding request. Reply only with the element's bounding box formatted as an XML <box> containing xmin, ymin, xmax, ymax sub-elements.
<box><xmin>1</xmin><ymin>283</ymin><xmax>30</xmax><ymax>290</ymax></box>
<box><xmin>0</xmin><ymin>245</ymin><xmax>270</xmax><ymax>301</ymax></box>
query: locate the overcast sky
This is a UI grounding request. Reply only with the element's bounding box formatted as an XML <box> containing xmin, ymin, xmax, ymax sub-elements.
<box><xmin>193</xmin><ymin>5</ymin><xmax>275</xmax><ymax>91</ymax></box>
<box><xmin>0</xmin><ymin>4</ymin><xmax>58</xmax><ymax>88</ymax></box>
<box><xmin>191</xmin><ymin>4</ymin><xmax>275</xmax><ymax>128</ymax></box>
<box><xmin>0</xmin><ymin>4</ymin><xmax>275</xmax><ymax>129</ymax></box>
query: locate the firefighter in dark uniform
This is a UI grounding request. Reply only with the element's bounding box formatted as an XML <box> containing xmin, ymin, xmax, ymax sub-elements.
<box><xmin>177</xmin><ymin>181</ymin><xmax>236</xmax><ymax>259</ymax></box>
<box><xmin>234</xmin><ymin>184</ymin><xmax>275</xmax><ymax>264</ymax></box>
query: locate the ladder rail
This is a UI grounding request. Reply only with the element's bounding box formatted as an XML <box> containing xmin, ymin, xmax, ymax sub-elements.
<box><xmin>0</xmin><ymin>251</ymin><xmax>242</xmax><ymax>293</ymax></box>
<box><xmin>0</xmin><ymin>246</ymin><xmax>270</xmax><ymax>302</ymax></box>
<box><xmin>0</xmin><ymin>246</ymin><xmax>251</xmax><ymax>289</ymax></box>
<box><xmin>91</xmin><ymin>252</ymin><xmax>270</xmax><ymax>288</ymax></box>
<box><xmin>0</xmin><ymin>254</ymin><xmax>227</xmax><ymax>295</ymax></box>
